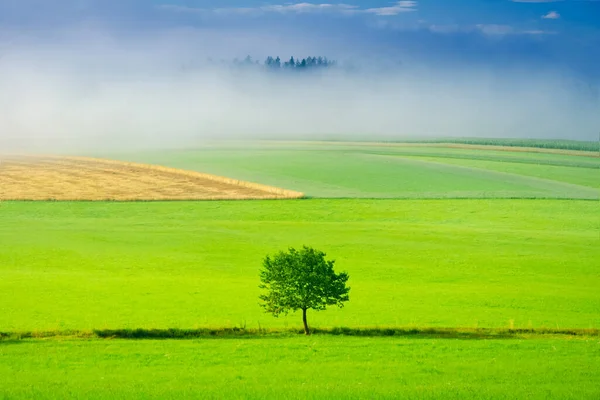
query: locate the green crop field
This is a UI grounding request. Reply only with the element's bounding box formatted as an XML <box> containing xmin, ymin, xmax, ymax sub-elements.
<box><xmin>2</xmin><ymin>142</ymin><xmax>599</xmax><ymax>399</ymax></box>
<box><xmin>106</xmin><ymin>142</ymin><xmax>599</xmax><ymax>199</ymax></box>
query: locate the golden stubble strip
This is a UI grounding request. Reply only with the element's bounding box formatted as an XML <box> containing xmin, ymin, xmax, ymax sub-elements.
<box><xmin>0</xmin><ymin>155</ymin><xmax>304</xmax><ymax>201</ymax></box>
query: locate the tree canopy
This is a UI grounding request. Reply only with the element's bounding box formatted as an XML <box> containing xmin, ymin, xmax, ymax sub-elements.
<box><xmin>259</xmin><ymin>246</ymin><xmax>350</xmax><ymax>335</ymax></box>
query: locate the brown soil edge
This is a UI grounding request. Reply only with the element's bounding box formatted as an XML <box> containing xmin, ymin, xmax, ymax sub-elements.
<box><xmin>267</xmin><ymin>141</ymin><xmax>600</xmax><ymax>158</ymax></box>
<box><xmin>4</xmin><ymin>155</ymin><xmax>305</xmax><ymax>200</ymax></box>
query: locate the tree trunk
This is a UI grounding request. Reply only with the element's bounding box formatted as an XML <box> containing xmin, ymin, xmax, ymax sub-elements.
<box><xmin>302</xmin><ymin>308</ymin><xmax>310</xmax><ymax>335</ymax></box>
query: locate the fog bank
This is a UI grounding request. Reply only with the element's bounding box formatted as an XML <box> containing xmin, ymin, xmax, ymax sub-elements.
<box><xmin>1</xmin><ymin>28</ymin><xmax>598</xmax><ymax>154</ymax></box>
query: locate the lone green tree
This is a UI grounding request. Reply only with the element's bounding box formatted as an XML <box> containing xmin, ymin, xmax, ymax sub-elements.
<box><xmin>259</xmin><ymin>246</ymin><xmax>350</xmax><ymax>335</ymax></box>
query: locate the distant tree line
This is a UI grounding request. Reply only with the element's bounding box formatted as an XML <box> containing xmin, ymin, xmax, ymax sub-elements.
<box><xmin>232</xmin><ymin>55</ymin><xmax>337</xmax><ymax>71</ymax></box>
<box><xmin>390</xmin><ymin>138</ymin><xmax>600</xmax><ymax>152</ymax></box>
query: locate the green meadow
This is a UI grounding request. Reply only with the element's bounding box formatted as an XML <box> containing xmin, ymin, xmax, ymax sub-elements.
<box><xmin>1</xmin><ymin>142</ymin><xmax>599</xmax><ymax>398</ymax></box>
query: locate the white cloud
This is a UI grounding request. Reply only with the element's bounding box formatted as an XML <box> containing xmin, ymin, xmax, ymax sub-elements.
<box><xmin>522</xmin><ymin>29</ymin><xmax>556</xmax><ymax>34</ymax></box>
<box><xmin>423</xmin><ymin>23</ymin><xmax>555</xmax><ymax>36</ymax></box>
<box><xmin>156</xmin><ymin>5</ymin><xmax>205</xmax><ymax>14</ymax></box>
<box><xmin>262</xmin><ymin>3</ymin><xmax>359</xmax><ymax>14</ymax></box>
<box><xmin>542</xmin><ymin>11</ymin><xmax>560</xmax><ymax>19</ymax></box>
<box><xmin>364</xmin><ymin>1</ymin><xmax>418</xmax><ymax>16</ymax></box>
<box><xmin>358</xmin><ymin>19</ymin><xmax>556</xmax><ymax>36</ymax></box>
<box><xmin>475</xmin><ymin>24</ymin><xmax>557</xmax><ymax>35</ymax></box>
<box><xmin>427</xmin><ymin>24</ymin><xmax>462</xmax><ymax>34</ymax></box>
<box><xmin>159</xmin><ymin>1</ymin><xmax>417</xmax><ymax>17</ymax></box>
<box><xmin>475</xmin><ymin>24</ymin><xmax>516</xmax><ymax>35</ymax></box>
<box><xmin>213</xmin><ymin>7</ymin><xmax>263</xmax><ymax>16</ymax></box>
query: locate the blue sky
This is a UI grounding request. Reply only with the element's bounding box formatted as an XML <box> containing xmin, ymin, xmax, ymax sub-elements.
<box><xmin>3</xmin><ymin>1</ymin><xmax>599</xmax><ymax>32</ymax></box>
<box><xmin>1</xmin><ymin>0</ymin><xmax>598</xmax><ymax>79</ymax></box>
<box><xmin>2</xmin><ymin>0</ymin><xmax>599</xmax><ymax>29</ymax></box>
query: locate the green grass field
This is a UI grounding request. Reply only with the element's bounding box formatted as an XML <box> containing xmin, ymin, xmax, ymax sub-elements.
<box><xmin>2</xmin><ymin>142</ymin><xmax>599</xmax><ymax>399</ymax></box>
<box><xmin>2</xmin><ymin>337</ymin><xmax>599</xmax><ymax>399</ymax></box>
<box><xmin>1</xmin><ymin>199</ymin><xmax>598</xmax><ymax>331</ymax></box>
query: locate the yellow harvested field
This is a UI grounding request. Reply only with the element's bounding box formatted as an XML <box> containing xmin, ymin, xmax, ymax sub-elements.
<box><xmin>0</xmin><ymin>155</ymin><xmax>304</xmax><ymax>201</ymax></box>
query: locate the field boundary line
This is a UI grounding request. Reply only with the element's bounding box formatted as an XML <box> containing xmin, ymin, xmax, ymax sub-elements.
<box><xmin>419</xmin><ymin>143</ymin><xmax>599</xmax><ymax>157</ymax></box>
<box><xmin>2</xmin><ymin>327</ymin><xmax>598</xmax><ymax>341</ymax></box>
<box><xmin>263</xmin><ymin>140</ymin><xmax>600</xmax><ymax>158</ymax></box>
